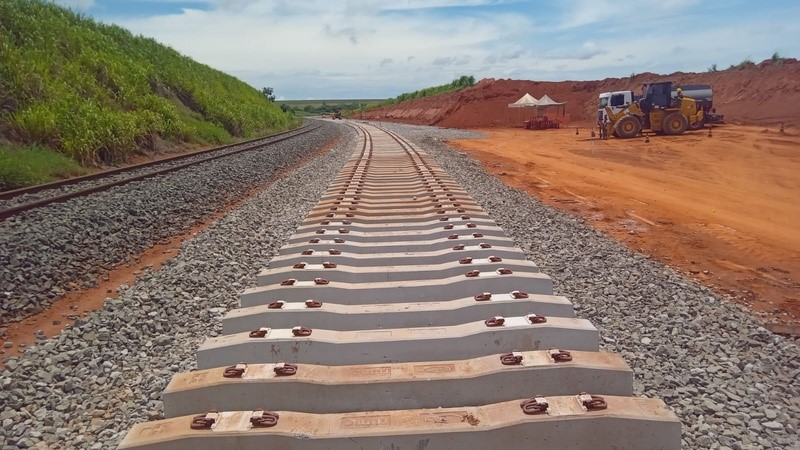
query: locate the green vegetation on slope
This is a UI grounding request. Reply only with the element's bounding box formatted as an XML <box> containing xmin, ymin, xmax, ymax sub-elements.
<box><xmin>356</xmin><ymin>75</ymin><xmax>476</xmax><ymax>113</ymax></box>
<box><xmin>0</xmin><ymin>0</ymin><xmax>297</xmax><ymax>182</ymax></box>
<box><xmin>0</xmin><ymin>145</ymin><xmax>88</xmax><ymax>190</ymax></box>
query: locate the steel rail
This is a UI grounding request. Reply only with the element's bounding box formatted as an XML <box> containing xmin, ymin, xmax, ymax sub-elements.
<box><xmin>0</xmin><ymin>124</ymin><xmax>322</xmax><ymax>221</ymax></box>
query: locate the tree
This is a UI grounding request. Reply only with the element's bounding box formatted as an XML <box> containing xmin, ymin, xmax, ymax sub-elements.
<box><xmin>260</xmin><ymin>87</ymin><xmax>276</xmax><ymax>102</ymax></box>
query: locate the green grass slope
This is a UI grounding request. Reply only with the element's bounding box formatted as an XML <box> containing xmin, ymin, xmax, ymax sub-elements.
<box><xmin>0</xmin><ymin>0</ymin><xmax>297</xmax><ymax>188</ymax></box>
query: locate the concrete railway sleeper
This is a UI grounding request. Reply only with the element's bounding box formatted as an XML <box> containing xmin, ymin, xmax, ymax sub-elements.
<box><xmin>221</xmin><ymin>292</ymin><xmax>576</xmax><ymax>333</ymax></box>
<box><xmin>119</xmin><ymin>121</ymin><xmax>681</xmax><ymax>449</ymax></box>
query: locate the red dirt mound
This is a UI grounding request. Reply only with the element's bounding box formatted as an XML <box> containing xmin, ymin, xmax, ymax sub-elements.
<box><xmin>359</xmin><ymin>59</ymin><xmax>800</xmax><ymax>129</ymax></box>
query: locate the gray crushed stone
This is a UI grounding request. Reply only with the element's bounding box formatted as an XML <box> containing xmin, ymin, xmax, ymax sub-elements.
<box><xmin>0</xmin><ymin>124</ymin><xmax>354</xmax><ymax>449</ymax></box>
<box><xmin>0</xmin><ymin>121</ymin><xmax>339</xmax><ymax>324</ymax></box>
<box><xmin>377</xmin><ymin>121</ymin><xmax>800</xmax><ymax>450</ymax></box>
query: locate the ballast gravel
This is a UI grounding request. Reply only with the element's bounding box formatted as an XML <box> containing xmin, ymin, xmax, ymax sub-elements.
<box><xmin>378</xmin><ymin>121</ymin><xmax>800</xmax><ymax>450</ymax></box>
<box><xmin>1</xmin><ymin>120</ymin><xmax>798</xmax><ymax>450</ymax></box>
<box><xmin>0</xmin><ymin>121</ymin><xmax>337</xmax><ymax>323</ymax></box>
<box><xmin>0</xmin><ymin>124</ymin><xmax>355</xmax><ymax>449</ymax></box>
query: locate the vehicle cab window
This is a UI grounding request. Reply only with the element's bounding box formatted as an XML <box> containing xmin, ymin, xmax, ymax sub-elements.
<box><xmin>610</xmin><ymin>93</ymin><xmax>626</xmax><ymax>107</ymax></box>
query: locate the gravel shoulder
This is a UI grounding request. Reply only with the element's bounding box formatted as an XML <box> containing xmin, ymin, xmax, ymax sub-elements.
<box><xmin>0</xmin><ymin>121</ymin><xmax>338</xmax><ymax>324</ymax></box>
<box><xmin>377</xmin><ymin>121</ymin><xmax>800</xmax><ymax>450</ymax></box>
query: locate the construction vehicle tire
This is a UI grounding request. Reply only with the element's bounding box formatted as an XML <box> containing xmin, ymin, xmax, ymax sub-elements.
<box><xmin>688</xmin><ymin>119</ymin><xmax>705</xmax><ymax>131</ymax></box>
<box><xmin>614</xmin><ymin>115</ymin><xmax>642</xmax><ymax>139</ymax></box>
<box><xmin>663</xmin><ymin>112</ymin><xmax>689</xmax><ymax>135</ymax></box>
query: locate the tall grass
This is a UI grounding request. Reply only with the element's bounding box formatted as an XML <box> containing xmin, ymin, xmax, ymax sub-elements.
<box><xmin>0</xmin><ymin>0</ymin><xmax>297</xmax><ymax>167</ymax></box>
<box><xmin>0</xmin><ymin>145</ymin><xmax>88</xmax><ymax>190</ymax></box>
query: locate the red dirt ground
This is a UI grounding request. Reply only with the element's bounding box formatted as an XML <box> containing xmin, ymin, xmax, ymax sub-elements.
<box><xmin>360</xmin><ymin>61</ymin><xmax>800</xmax><ymax>333</ymax></box>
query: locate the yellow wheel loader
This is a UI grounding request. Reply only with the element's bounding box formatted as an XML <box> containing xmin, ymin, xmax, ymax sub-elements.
<box><xmin>602</xmin><ymin>81</ymin><xmax>704</xmax><ymax>139</ymax></box>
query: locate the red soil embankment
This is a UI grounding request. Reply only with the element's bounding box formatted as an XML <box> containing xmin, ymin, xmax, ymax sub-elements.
<box><xmin>360</xmin><ymin>60</ymin><xmax>800</xmax><ymax>129</ymax></box>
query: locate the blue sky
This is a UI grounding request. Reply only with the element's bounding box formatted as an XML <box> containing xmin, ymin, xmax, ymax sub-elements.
<box><xmin>56</xmin><ymin>0</ymin><xmax>800</xmax><ymax>99</ymax></box>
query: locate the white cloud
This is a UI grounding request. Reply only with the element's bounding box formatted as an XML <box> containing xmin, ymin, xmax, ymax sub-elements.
<box><xmin>102</xmin><ymin>0</ymin><xmax>800</xmax><ymax>98</ymax></box>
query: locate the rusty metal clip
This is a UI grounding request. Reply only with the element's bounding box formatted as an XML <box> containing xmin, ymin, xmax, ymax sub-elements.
<box><xmin>338</xmin><ymin>229</ymin><xmax>349</xmax><ymax>234</ymax></box>
<box><xmin>301</xmin><ymin>249</ymin><xmax>313</xmax><ymax>256</ymax></box>
<box><xmin>520</xmin><ymin>397</ymin><xmax>549</xmax><ymax>415</ymax></box>
<box><xmin>466</xmin><ymin>223</ymin><xmax>477</xmax><ymax>228</ymax></box>
<box><xmin>439</xmin><ymin>217</ymin><xmax>449</xmax><ymax>222</ymax></box>
<box><xmin>308</xmin><ymin>238</ymin><xmax>320</xmax><ymax>244</ymax></box>
<box><xmin>293</xmin><ymin>262</ymin><xmax>307</xmax><ymax>269</ymax></box>
<box><xmin>190</xmin><ymin>412</ymin><xmax>219</xmax><ymax>430</ymax></box>
<box><xmin>511</xmin><ymin>290</ymin><xmax>529</xmax><ymax>299</ymax></box>
<box><xmin>497</xmin><ymin>268</ymin><xmax>513</xmax><ymax>275</ymax></box>
<box><xmin>333</xmin><ymin>238</ymin><xmax>345</xmax><ymax>243</ymax></box>
<box><xmin>548</xmin><ymin>349</ymin><xmax>573</xmax><ymax>362</ymax></box>
<box><xmin>466</xmin><ymin>270</ymin><xmax>480</xmax><ymax>278</ymax></box>
<box><xmin>434</xmin><ymin>203</ymin><xmax>443</xmax><ymax>208</ymax></box>
<box><xmin>329</xmin><ymin>249</ymin><xmax>341</xmax><ymax>255</ymax></box>
<box><xmin>249</xmin><ymin>327</ymin><xmax>270</xmax><ymax>338</ymax></box>
<box><xmin>325</xmin><ymin>213</ymin><xmax>334</xmax><ymax>218</ymax></box>
<box><xmin>461</xmin><ymin>215</ymin><xmax>471</xmax><ymax>220</ymax></box>
<box><xmin>305</xmin><ymin>299</ymin><xmax>322</xmax><ymax>308</ymax></box>
<box><xmin>314</xmin><ymin>278</ymin><xmax>329</xmax><ymax>285</ymax></box>
<box><xmin>527</xmin><ymin>314</ymin><xmax>547</xmax><ymax>324</ymax></box>
<box><xmin>437</xmin><ymin>210</ymin><xmax>446</xmax><ymax>214</ymax></box>
<box><xmin>453</xmin><ymin>203</ymin><xmax>462</xmax><ymax>207</ymax></box>
<box><xmin>348</xmin><ymin>206</ymin><xmax>357</xmax><ymax>211</ymax></box>
<box><xmin>267</xmin><ymin>300</ymin><xmax>285</xmax><ymax>309</ymax></box>
<box><xmin>342</xmin><ymin>220</ymin><xmax>352</xmax><ymax>225</ymax></box>
<box><xmin>459</xmin><ymin>257</ymin><xmax>473</xmax><ymax>264</ymax></box>
<box><xmin>472</xmin><ymin>233</ymin><xmax>484</xmax><ymax>238</ymax></box>
<box><xmin>223</xmin><ymin>363</ymin><xmax>247</xmax><ymax>378</ymax></box>
<box><xmin>280</xmin><ymin>279</ymin><xmax>296</xmax><ymax>286</ymax></box>
<box><xmin>457</xmin><ymin>209</ymin><xmax>466</xmax><ymax>213</ymax></box>
<box><xmin>485</xmin><ymin>316</ymin><xmax>505</xmax><ymax>327</ymax></box>
<box><xmin>479</xmin><ymin>243</ymin><xmax>492</xmax><ymax>249</ymax></box>
<box><xmin>292</xmin><ymin>326</ymin><xmax>312</xmax><ymax>337</ymax></box>
<box><xmin>447</xmin><ymin>234</ymin><xmax>459</xmax><ymax>240</ymax></box>
<box><xmin>489</xmin><ymin>256</ymin><xmax>502</xmax><ymax>263</ymax></box>
<box><xmin>323</xmin><ymin>262</ymin><xmax>337</xmax><ymax>268</ymax></box>
<box><xmin>346</xmin><ymin>213</ymin><xmax>355</xmax><ymax>218</ymax></box>
<box><xmin>580</xmin><ymin>393</ymin><xmax>608</xmax><ymax>411</ymax></box>
<box><xmin>320</xmin><ymin>220</ymin><xmax>330</xmax><ymax>225</ymax></box>
<box><xmin>500</xmin><ymin>351</ymin><xmax>523</xmax><ymax>365</ymax></box>
<box><xmin>333</xmin><ymin>201</ymin><xmax>341</xmax><ymax>205</ymax></box>
<box><xmin>315</xmin><ymin>229</ymin><xmax>326</xmax><ymax>234</ymax></box>
<box><xmin>250</xmin><ymin>410</ymin><xmax>280</xmax><ymax>428</ymax></box>
<box><xmin>443</xmin><ymin>224</ymin><xmax>455</xmax><ymax>230</ymax></box>
<box><xmin>353</xmin><ymin>196</ymin><xmax>361</xmax><ymax>200</ymax></box>
<box><xmin>474</xmin><ymin>292</ymin><xmax>492</xmax><ymax>301</ymax></box>
<box><xmin>273</xmin><ymin>363</ymin><xmax>298</xmax><ymax>377</ymax></box>
<box><xmin>453</xmin><ymin>244</ymin><xmax>465</xmax><ymax>250</ymax></box>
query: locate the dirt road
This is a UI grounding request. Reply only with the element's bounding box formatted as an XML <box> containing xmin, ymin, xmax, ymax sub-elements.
<box><xmin>450</xmin><ymin>125</ymin><xmax>799</xmax><ymax>333</ymax></box>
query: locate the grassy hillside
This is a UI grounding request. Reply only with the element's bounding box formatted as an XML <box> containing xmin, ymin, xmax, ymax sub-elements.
<box><xmin>0</xmin><ymin>0</ymin><xmax>298</xmax><ymax>189</ymax></box>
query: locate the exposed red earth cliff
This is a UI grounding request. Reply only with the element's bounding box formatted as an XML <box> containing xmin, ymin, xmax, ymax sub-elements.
<box><xmin>360</xmin><ymin>60</ymin><xmax>800</xmax><ymax>129</ymax></box>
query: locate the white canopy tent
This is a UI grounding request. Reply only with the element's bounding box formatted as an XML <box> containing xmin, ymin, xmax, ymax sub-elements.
<box><xmin>508</xmin><ymin>93</ymin><xmax>539</xmax><ymax>108</ymax></box>
<box><xmin>507</xmin><ymin>93</ymin><xmax>568</xmax><ymax>128</ymax></box>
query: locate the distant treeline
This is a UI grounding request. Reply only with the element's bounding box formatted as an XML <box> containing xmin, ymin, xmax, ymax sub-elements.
<box><xmin>355</xmin><ymin>75</ymin><xmax>477</xmax><ymax>113</ymax></box>
<box><xmin>280</xmin><ymin>100</ymin><xmax>384</xmax><ymax>117</ymax></box>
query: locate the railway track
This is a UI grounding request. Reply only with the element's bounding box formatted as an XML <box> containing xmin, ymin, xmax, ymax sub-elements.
<box><xmin>0</xmin><ymin>124</ymin><xmax>320</xmax><ymax>221</ymax></box>
<box><xmin>117</xmin><ymin>121</ymin><xmax>681</xmax><ymax>449</ymax></box>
